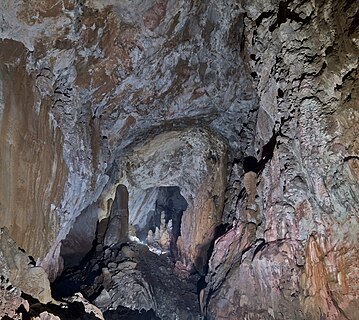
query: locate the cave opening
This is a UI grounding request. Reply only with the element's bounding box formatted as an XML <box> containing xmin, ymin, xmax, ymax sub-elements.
<box><xmin>59</xmin><ymin>184</ymin><xmax>189</xmax><ymax>270</ymax></box>
<box><xmin>130</xmin><ymin>186</ymin><xmax>188</xmax><ymax>257</ymax></box>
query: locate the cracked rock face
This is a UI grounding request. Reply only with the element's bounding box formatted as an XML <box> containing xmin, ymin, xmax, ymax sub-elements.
<box><xmin>0</xmin><ymin>0</ymin><xmax>358</xmax><ymax>319</ymax></box>
<box><xmin>204</xmin><ymin>0</ymin><xmax>359</xmax><ymax>319</ymax></box>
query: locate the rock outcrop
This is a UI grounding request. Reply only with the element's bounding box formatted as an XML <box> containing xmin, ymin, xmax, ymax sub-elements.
<box><xmin>102</xmin><ymin>184</ymin><xmax>129</xmax><ymax>248</ymax></box>
<box><xmin>0</xmin><ymin>227</ymin><xmax>52</xmax><ymax>304</ymax></box>
<box><xmin>0</xmin><ymin>275</ymin><xmax>29</xmax><ymax>320</ymax></box>
<box><xmin>0</xmin><ymin>0</ymin><xmax>358</xmax><ymax>319</ymax></box>
<box><xmin>53</xmin><ymin>239</ymin><xmax>201</xmax><ymax>320</ymax></box>
<box><xmin>204</xmin><ymin>0</ymin><xmax>359</xmax><ymax>319</ymax></box>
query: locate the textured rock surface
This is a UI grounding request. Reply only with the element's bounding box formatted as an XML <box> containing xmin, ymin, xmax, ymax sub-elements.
<box><xmin>204</xmin><ymin>0</ymin><xmax>359</xmax><ymax>319</ymax></box>
<box><xmin>102</xmin><ymin>184</ymin><xmax>129</xmax><ymax>248</ymax></box>
<box><xmin>62</xmin><ymin>127</ymin><xmax>227</xmax><ymax>272</ymax></box>
<box><xmin>0</xmin><ymin>0</ymin><xmax>255</xmax><ymax>279</ymax></box>
<box><xmin>0</xmin><ymin>276</ymin><xmax>29</xmax><ymax>319</ymax></box>
<box><xmin>0</xmin><ymin>38</ymin><xmax>67</xmax><ymax>263</ymax></box>
<box><xmin>0</xmin><ymin>0</ymin><xmax>358</xmax><ymax>319</ymax></box>
<box><xmin>53</xmin><ymin>240</ymin><xmax>202</xmax><ymax>320</ymax></box>
<box><xmin>0</xmin><ymin>227</ymin><xmax>52</xmax><ymax>304</ymax></box>
<box><xmin>118</xmin><ymin>127</ymin><xmax>228</xmax><ymax>272</ymax></box>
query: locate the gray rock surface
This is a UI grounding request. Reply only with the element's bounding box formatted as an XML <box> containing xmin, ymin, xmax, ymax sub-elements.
<box><xmin>0</xmin><ymin>0</ymin><xmax>358</xmax><ymax>319</ymax></box>
<box><xmin>53</xmin><ymin>241</ymin><xmax>202</xmax><ymax>320</ymax></box>
<box><xmin>0</xmin><ymin>227</ymin><xmax>52</xmax><ymax>304</ymax></box>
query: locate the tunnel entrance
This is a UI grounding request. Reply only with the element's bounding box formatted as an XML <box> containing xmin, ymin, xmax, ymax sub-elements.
<box><xmin>51</xmin><ymin>184</ymin><xmax>200</xmax><ymax>319</ymax></box>
<box><xmin>129</xmin><ymin>186</ymin><xmax>188</xmax><ymax>256</ymax></box>
<box><xmin>60</xmin><ymin>185</ymin><xmax>188</xmax><ymax>269</ymax></box>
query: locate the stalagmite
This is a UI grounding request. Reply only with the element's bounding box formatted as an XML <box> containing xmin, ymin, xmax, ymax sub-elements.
<box><xmin>103</xmin><ymin>185</ymin><xmax>129</xmax><ymax>247</ymax></box>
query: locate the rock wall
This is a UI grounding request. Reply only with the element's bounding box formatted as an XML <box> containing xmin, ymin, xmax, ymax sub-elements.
<box><xmin>205</xmin><ymin>0</ymin><xmax>359</xmax><ymax>319</ymax></box>
<box><xmin>0</xmin><ymin>39</ymin><xmax>67</xmax><ymax>261</ymax></box>
<box><xmin>0</xmin><ymin>0</ymin><xmax>358</xmax><ymax>319</ymax></box>
<box><xmin>0</xmin><ymin>0</ymin><xmax>256</xmax><ymax>279</ymax></box>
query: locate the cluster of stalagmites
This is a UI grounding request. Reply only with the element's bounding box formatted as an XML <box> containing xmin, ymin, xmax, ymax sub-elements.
<box><xmin>146</xmin><ymin>212</ymin><xmax>173</xmax><ymax>254</ymax></box>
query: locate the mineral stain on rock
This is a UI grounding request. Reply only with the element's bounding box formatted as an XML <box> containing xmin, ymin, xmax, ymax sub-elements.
<box><xmin>0</xmin><ymin>0</ymin><xmax>359</xmax><ymax>319</ymax></box>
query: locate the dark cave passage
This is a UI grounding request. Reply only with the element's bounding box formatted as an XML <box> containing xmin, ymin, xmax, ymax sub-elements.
<box><xmin>131</xmin><ymin>186</ymin><xmax>188</xmax><ymax>258</ymax></box>
<box><xmin>153</xmin><ymin>186</ymin><xmax>188</xmax><ymax>244</ymax></box>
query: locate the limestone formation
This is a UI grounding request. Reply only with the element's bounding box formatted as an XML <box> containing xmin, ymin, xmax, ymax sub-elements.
<box><xmin>0</xmin><ymin>227</ymin><xmax>52</xmax><ymax>304</ymax></box>
<box><xmin>0</xmin><ymin>0</ymin><xmax>358</xmax><ymax>319</ymax></box>
<box><xmin>204</xmin><ymin>0</ymin><xmax>359</xmax><ymax>319</ymax></box>
<box><xmin>118</xmin><ymin>127</ymin><xmax>228</xmax><ymax>273</ymax></box>
<box><xmin>103</xmin><ymin>184</ymin><xmax>129</xmax><ymax>247</ymax></box>
<box><xmin>52</xmin><ymin>241</ymin><xmax>201</xmax><ymax>320</ymax></box>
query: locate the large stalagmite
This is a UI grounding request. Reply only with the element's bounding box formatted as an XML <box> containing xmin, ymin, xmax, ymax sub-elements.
<box><xmin>0</xmin><ymin>0</ymin><xmax>358</xmax><ymax>319</ymax></box>
<box><xmin>103</xmin><ymin>184</ymin><xmax>129</xmax><ymax>247</ymax></box>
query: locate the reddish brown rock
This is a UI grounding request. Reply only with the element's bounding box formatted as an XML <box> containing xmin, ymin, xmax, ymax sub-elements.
<box><xmin>0</xmin><ymin>0</ymin><xmax>358</xmax><ymax>319</ymax></box>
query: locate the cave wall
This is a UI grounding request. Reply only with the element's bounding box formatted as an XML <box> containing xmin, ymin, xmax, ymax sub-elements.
<box><xmin>0</xmin><ymin>0</ymin><xmax>358</xmax><ymax>319</ymax></box>
<box><xmin>205</xmin><ymin>0</ymin><xmax>359</xmax><ymax>319</ymax></box>
<box><xmin>0</xmin><ymin>39</ymin><xmax>67</xmax><ymax>261</ymax></box>
<box><xmin>0</xmin><ymin>0</ymin><xmax>256</xmax><ymax>278</ymax></box>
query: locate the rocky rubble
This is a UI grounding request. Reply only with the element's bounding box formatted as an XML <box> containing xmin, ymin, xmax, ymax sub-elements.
<box><xmin>0</xmin><ymin>227</ymin><xmax>104</xmax><ymax>319</ymax></box>
<box><xmin>0</xmin><ymin>227</ymin><xmax>52</xmax><ymax>304</ymax></box>
<box><xmin>0</xmin><ymin>276</ymin><xmax>29</xmax><ymax>320</ymax></box>
<box><xmin>53</xmin><ymin>210</ymin><xmax>202</xmax><ymax>320</ymax></box>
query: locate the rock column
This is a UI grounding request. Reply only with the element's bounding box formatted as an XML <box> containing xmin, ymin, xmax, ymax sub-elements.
<box><xmin>103</xmin><ymin>185</ymin><xmax>129</xmax><ymax>247</ymax></box>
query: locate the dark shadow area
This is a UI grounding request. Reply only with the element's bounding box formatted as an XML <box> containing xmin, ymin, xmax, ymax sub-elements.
<box><xmin>103</xmin><ymin>308</ymin><xmax>160</xmax><ymax>320</ymax></box>
<box><xmin>136</xmin><ymin>186</ymin><xmax>188</xmax><ymax>243</ymax></box>
<box><xmin>134</xmin><ymin>186</ymin><xmax>188</xmax><ymax>259</ymax></box>
<box><xmin>243</xmin><ymin>156</ymin><xmax>258</xmax><ymax>173</ymax></box>
<box><xmin>51</xmin><ymin>245</ymin><xmax>103</xmax><ymax>300</ymax></box>
<box><xmin>60</xmin><ymin>204</ymin><xmax>99</xmax><ymax>269</ymax></box>
<box><xmin>156</xmin><ymin>186</ymin><xmax>188</xmax><ymax>254</ymax></box>
<box><xmin>195</xmin><ymin>223</ymin><xmax>231</xmax><ymax>276</ymax></box>
<box><xmin>18</xmin><ymin>292</ymin><xmax>99</xmax><ymax>320</ymax></box>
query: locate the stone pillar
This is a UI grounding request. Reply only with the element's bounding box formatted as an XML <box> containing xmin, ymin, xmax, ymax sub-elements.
<box><xmin>243</xmin><ymin>156</ymin><xmax>259</xmax><ymax>224</ymax></box>
<box><xmin>103</xmin><ymin>185</ymin><xmax>129</xmax><ymax>247</ymax></box>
